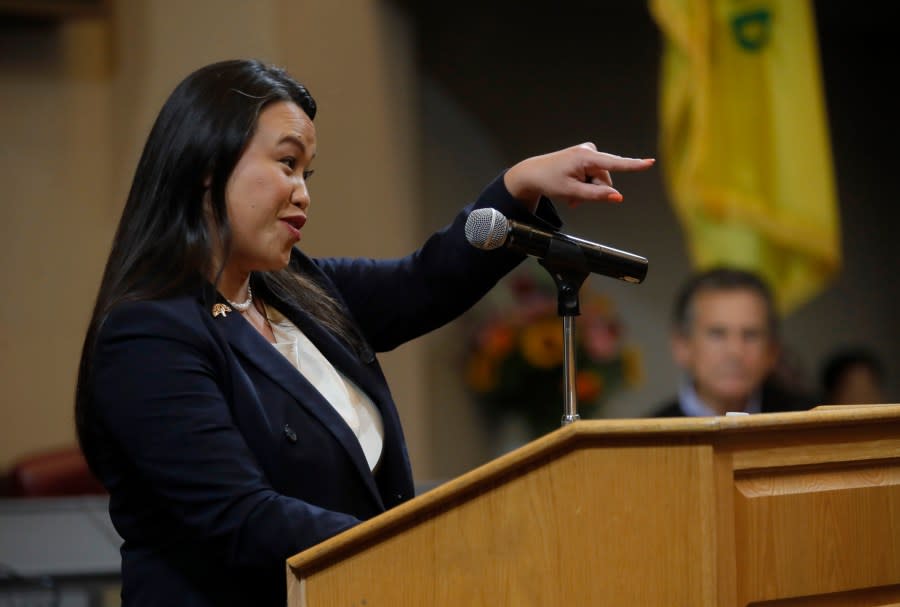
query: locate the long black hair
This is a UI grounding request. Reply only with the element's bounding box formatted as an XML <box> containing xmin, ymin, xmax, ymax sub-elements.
<box><xmin>75</xmin><ymin>59</ymin><xmax>359</xmax><ymax>464</ymax></box>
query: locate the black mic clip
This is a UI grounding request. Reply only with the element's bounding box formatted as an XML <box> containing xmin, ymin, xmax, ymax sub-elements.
<box><xmin>536</xmin><ymin>240</ymin><xmax>590</xmax><ymax>318</ymax></box>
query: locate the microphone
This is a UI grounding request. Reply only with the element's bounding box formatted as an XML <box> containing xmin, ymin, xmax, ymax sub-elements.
<box><xmin>464</xmin><ymin>208</ymin><xmax>648</xmax><ymax>284</ymax></box>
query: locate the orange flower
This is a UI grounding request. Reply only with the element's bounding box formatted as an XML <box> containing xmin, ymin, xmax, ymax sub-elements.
<box><xmin>478</xmin><ymin>321</ymin><xmax>516</xmax><ymax>360</ymax></box>
<box><xmin>575</xmin><ymin>369</ymin><xmax>603</xmax><ymax>402</ymax></box>
<box><xmin>519</xmin><ymin>317</ymin><xmax>564</xmax><ymax>368</ymax></box>
<box><xmin>465</xmin><ymin>352</ymin><xmax>498</xmax><ymax>393</ymax></box>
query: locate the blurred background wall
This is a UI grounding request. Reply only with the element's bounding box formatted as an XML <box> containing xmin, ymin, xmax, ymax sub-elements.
<box><xmin>1</xmin><ymin>0</ymin><xmax>897</xmax><ymax>487</ymax></box>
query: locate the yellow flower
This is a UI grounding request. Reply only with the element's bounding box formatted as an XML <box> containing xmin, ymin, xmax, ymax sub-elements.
<box><xmin>519</xmin><ymin>318</ymin><xmax>564</xmax><ymax>368</ymax></box>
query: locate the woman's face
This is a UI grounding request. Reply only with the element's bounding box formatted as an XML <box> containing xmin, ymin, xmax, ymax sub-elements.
<box><xmin>222</xmin><ymin>100</ymin><xmax>316</xmax><ymax>276</ymax></box>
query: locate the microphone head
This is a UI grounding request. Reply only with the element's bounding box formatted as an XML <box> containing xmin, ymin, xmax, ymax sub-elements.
<box><xmin>465</xmin><ymin>208</ymin><xmax>510</xmax><ymax>250</ymax></box>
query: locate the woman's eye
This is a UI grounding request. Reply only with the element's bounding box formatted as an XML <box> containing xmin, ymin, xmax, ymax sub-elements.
<box><xmin>280</xmin><ymin>157</ymin><xmax>296</xmax><ymax>170</ymax></box>
<box><xmin>303</xmin><ymin>169</ymin><xmax>315</xmax><ymax>180</ymax></box>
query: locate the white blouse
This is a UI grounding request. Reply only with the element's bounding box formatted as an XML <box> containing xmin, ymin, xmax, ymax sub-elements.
<box><xmin>264</xmin><ymin>304</ymin><xmax>384</xmax><ymax>471</ymax></box>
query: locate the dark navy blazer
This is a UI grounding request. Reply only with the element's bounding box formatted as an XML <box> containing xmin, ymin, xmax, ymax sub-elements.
<box><xmin>85</xmin><ymin>174</ymin><xmax>560</xmax><ymax>606</ymax></box>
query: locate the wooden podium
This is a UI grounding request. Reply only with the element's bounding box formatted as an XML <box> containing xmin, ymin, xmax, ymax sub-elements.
<box><xmin>287</xmin><ymin>405</ymin><xmax>900</xmax><ymax>606</ymax></box>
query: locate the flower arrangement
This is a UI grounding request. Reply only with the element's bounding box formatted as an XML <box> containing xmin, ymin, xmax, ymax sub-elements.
<box><xmin>464</xmin><ymin>269</ymin><xmax>642</xmax><ymax>437</ymax></box>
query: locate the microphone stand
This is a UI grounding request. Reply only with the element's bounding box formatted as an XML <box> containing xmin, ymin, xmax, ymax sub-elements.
<box><xmin>537</xmin><ymin>241</ymin><xmax>590</xmax><ymax>427</ymax></box>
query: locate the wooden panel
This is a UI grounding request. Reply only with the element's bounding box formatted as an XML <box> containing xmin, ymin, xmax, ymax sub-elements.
<box><xmin>749</xmin><ymin>583</ymin><xmax>900</xmax><ymax>606</ymax></box>
<box><xmin>714</xmin><ymin>449</ymin><xmax>739</xmax><ymax>607</ymax></box>
<box><xmin>731</xmin><ymin>427</ymin><xmax>900</xmax><ymax>472</ymax></box>
<box><xmin>297</xmin><ymin>444</ymin><xmax>720</xmax><ymax>606</ymax></box>
<box><xmin>734</xmin><ymin>461</ymin><xmax>900</xmax><ymax>605</ymax></box>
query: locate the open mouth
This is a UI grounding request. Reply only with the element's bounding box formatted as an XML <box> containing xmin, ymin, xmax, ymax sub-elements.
<box><xmin>281</xmin><ymin>215</ymin><xmax>306</xmax><ymax>238</ymax></box>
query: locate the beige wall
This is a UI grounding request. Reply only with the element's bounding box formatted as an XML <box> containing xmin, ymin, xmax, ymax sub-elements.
<box><xmin>0</xmin><ymin>1</ymin><xmax>433</xmax><ymax>477</ymax></box>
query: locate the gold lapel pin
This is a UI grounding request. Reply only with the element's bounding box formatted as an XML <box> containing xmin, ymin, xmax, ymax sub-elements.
<box><xmin>212</xmin><ymin>303</ymin><xmax>232</xmax><ymax>318</ymax></box>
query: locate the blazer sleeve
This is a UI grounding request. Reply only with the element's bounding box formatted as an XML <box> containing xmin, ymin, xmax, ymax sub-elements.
<box><xmin>91</xmin><ymin>300</ymin><xmax>360</xmax><ymax>569</ymax></box>
<box><xmin>314</xmin><ymin>171</ymin><xmax>562</xmax><ymax>352</ymax></box>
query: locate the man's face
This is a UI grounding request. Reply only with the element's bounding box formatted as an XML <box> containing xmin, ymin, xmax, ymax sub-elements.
<box><xmin>671</xmin><ymin>288</ymin><xmax>778</xmax><ymax>411</ymax></box>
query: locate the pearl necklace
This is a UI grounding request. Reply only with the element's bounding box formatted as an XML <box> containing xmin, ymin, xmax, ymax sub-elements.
<box><xmin>226</xmin><ymin>284</ymin><xmax>253</xmax><ymax>312</ymax></box>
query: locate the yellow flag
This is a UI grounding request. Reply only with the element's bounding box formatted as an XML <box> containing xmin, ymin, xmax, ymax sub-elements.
<box><xmin>649</xmin><ymin>0</ymin><xmax>840</xmax><ymax>314</ymax></box>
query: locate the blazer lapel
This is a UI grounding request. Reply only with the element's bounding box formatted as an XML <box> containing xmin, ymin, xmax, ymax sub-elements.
<box><xmin>210</xmin><ymin>294</ymin><xmax>385</xmax><ymax>510</ymax></box>
<box><xmin>268</xmin><ymin>290</ymin><xmax>415</xmax><ymax>509</ymax></box>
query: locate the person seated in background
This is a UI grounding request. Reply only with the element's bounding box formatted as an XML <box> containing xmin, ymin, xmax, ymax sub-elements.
<box><xmin>650</xmin><ymin>267</ymin><xmax>813</xmax><ymax>417</ymax></box>
<box><xmin>820</xmin><ymin>347</ymin><xmax>887</xmax><ymax>405</ymax></box>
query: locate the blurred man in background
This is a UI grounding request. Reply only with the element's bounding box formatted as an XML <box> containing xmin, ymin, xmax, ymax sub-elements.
<box><xmin>650</xmin><ymin>267</ymin><xmax>813</xmax><ymax>417</ymax></box>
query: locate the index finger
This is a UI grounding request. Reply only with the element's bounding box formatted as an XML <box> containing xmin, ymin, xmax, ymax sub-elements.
<box><xmin>591</xmin><ymin>152</ymin><xmax>656</xmax><ymax>172</ymax></box>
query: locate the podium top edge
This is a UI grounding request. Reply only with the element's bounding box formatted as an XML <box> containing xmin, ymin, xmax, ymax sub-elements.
<box><xmin>570</xmin><ymin>403</ymin><xmax>900</xmax><ymax>434</ymax></box>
